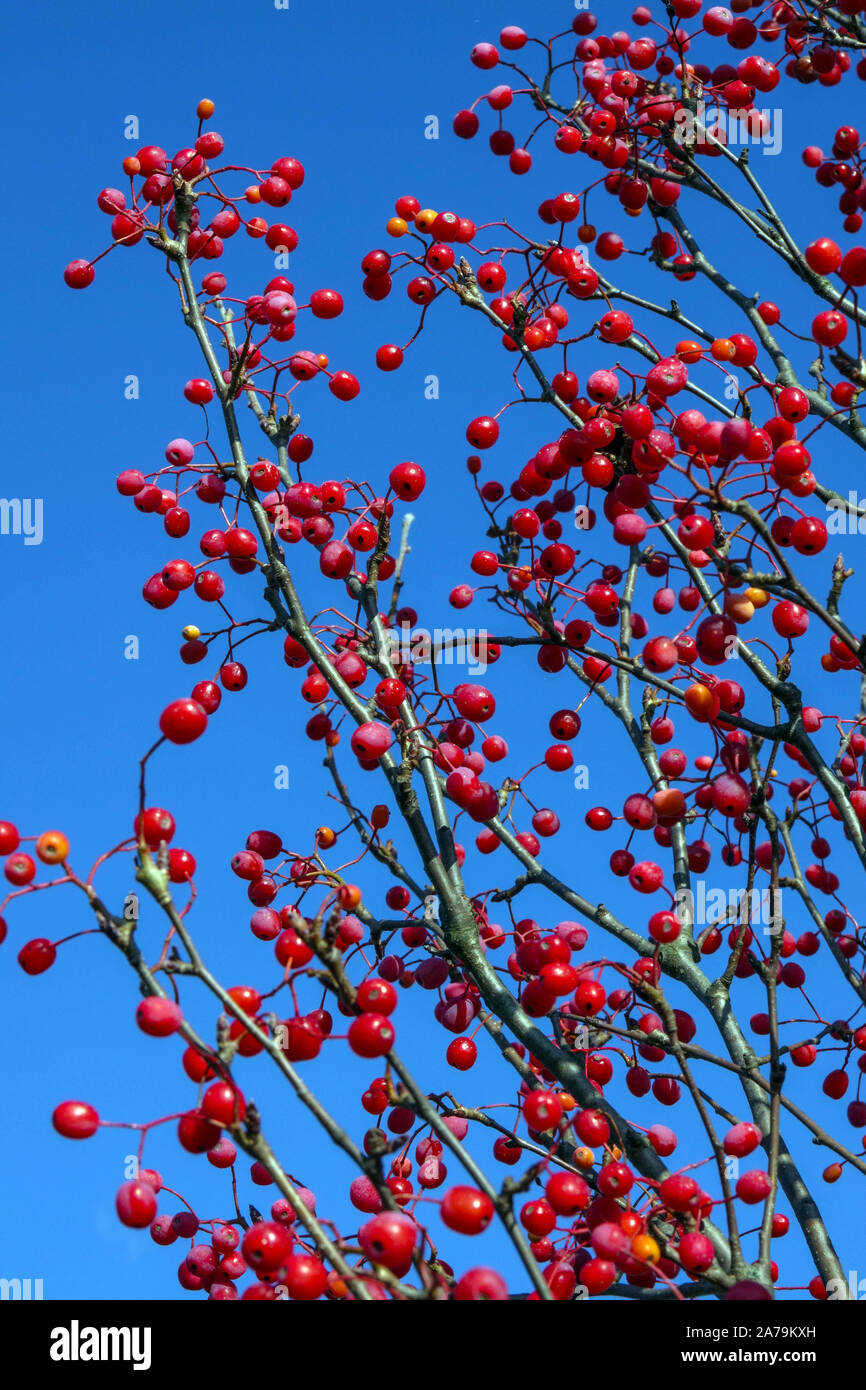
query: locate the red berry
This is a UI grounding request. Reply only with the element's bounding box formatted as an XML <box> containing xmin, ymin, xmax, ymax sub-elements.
<box><xmin>358</xmin><ymin>1212</ymin><xmax>417</xmax><ymax>1271</ymax></box>
<box><xmin>736</xmin><ymin>1170</ymin><xmax>773</xmax><ymax>1204</ymax></box>
<box><xmin>812</xmin><ymin>310</ymin><xmax>848</xmax><ymax>347</ymax></box>
<box><xmin>0</xmin><ymin>821</ymin><xmax>20</xmax><ymax>854</ymax></box>
<box><xmin>446</xmin><ymin>1037</ymin><xmax>478</xmax><ymax>1070</ymax></box>
<box><xmin>441</xmin><ymin>1186</ymin><xmax>494</xmax><ymax>1234</ymax></box>
<box><xmin>64</xmin><ymin>259</ymin><xmax>95</xmax><ymax>289</ymax></box>
<box><xmin>356</xmin><ymin>979</ymin><xmax>397</xmax><ymax>1015</ymax></box>
<box><xmin>18</xmin><ymin>938</ymin><xmax>57</xmax><ymax>974</ymax></box>
<box><xmin>284</xmin><ymin>1253</ymin><xmax>327</xmax><ymax>1300</ymax></box>
<box><xmin>329</xmin><ymin>371</ymin><xmax>360</xmax><ymax>401</ymax></box>
<box><xmin>582</xmin><ymin>1258</ymin><xmax>616</xmax><ymax>1295</ymax></box>
<box><xmin>546</xmin><ymin>1171</ymin><xmax>590</xmax><ymax>1214</ymax></box>
<box><xmin>523</xmin><ymin>1090</ymin><xmax>563</xmax><ymax>1131</ymax></box>
<box><xmin>184</xmin><ymin>378</ymin><xmax>214</xmax><ymax>405</ymax></box>
<box><xmin>575</xmin><ymin>1108</ymin><xmax>610</xmax><ymax>1146</ymax></box>
<box><xmin>52</xmin><ymin>1100</ymin><xmax>99</xmax><ymax>1139</ymax></box>
<box><xmin>679</xmin><ymin>1231</ymin><xmax>715</xmax><ymax>1273</ymax></box>
<box><xmin>659</xmin><ymin>1173</ymin><xmax>699</xmax><ymax>1212</ymax></box>
<box><xmin>178</xmin><ymin>1110</ymin><xmax>222</xmax><ymax>1154</ymax></box>
<box><xmin>116</xmin><ymin>1180</ymin><xmax>158</xmax><ymax>1228</ymax></box>
<box><xmin>466</xmin><ymin>416</ymin><xmax>500</xmax><ymax>449</ymax></box>
<box><xmin>805</xmin><ymin>237</ymin><xmax>842</xmax><ymax>275</ymax></box>
<box><xmin>5</xmin><ymin>852</ymin><xmax>36</xmax><ymax>885</ymax></box>
<box><xmin>159</xmin><ymin>698</ymin><xmax>208</xmax><ymax>744</ymax></box>
<box><xmin>242</xmin><ymin>1221</ymin><xmax>292</xmax><ymax>1274</ymax></box>
<box><xmin>453</xmin><ymin>1267</ymin><xmax>508</xmax><ymax>1300</ymax></box>
<box><xmin>389</xmin><ymin>461</ymin><xmax>426</xmax><ymax>501</ymax></box>
<box><xmin>136</xmin><ymin>997</ymin><xmax>183</xmax><ymax>1037</ymax></box>
<box><xmin>202</xmin><ymin>1081</ymin><xmax>247</xmax><ymax>1126</ymax></box>
<box><xmin>350</xmin><ymin>721</ymin><xmax>392</xmax><ymax>760</ymax></box>
<box><xmin>348</xmin><ymin>1013</ymin><xmax>395</xmax><ymax>1058</ymax></box>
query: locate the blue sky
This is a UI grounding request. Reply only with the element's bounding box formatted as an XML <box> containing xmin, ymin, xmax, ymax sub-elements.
<box><xmin>2</xmin><ymin>0</ymin><xmax>865</xmax><ymax>1300</ymax></box>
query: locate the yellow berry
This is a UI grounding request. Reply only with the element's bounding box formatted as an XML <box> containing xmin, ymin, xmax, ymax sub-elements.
<box><xmin>182</xmin><ymin>625</ymin><xmax>201</xmax><ymax>641</ymax></box>
<box><xmin>745</xmin><ymin>586</ymin><xmax>770</xmax><ymax>608</ymax></box>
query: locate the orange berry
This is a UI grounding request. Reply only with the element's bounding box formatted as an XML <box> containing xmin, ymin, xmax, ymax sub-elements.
<box><xmin>676</xmin><ymin>339</ymin><xmax>704</xmax><ymax>364</ymax></box>
<box><xmin>316</xmin><ymin>354</ymin><xmax>329</xmax><ymax>369</ymax></box>
<box><xmin>244</xmin><ymin>185</ymin><xmax>262</xmax><ymax>204</ymax></box>
<box><xmin>414</xmin><ymin>208</ymin><xmax>438</xmax><ymax>233</ymax></box>
<box><xmin>632</xmin><ymin>1233</ymin><xmax>661</xmax><ymax>1263</ymax></box>
<box><xmin>197</xmin><ymin>99</ymin><xmax>215</xmax><ymax>119</ymax></box>
<box><xmin>653</xmin><ymin>787</ymin><xmax>686</xmax><ymax>820</ymax></box>
<box><xmin>557</xmin><ymin>1091</ymin><xmax>576</xmax><ymax>1112</ymax></box>
<box><xmin>684</xmin><ymin>682</ymin><xmax>720</xmax><ymax>722</ymax></box>
<box><xmin>316</xmin><ymin>826</ymin><xmax>336</xmax><ymax>849</ymax></box>
<box><xmin>725</xmin><ymin>593</ymin><xmax>755</xmax><ymax>624</ymax></box>
<box><xmin>711</xmin><ymin>337</ymin><xmax>736</xmax><ymax>361</ymax></box>
<box><xmin>387</xmin><ymin>217</ymin><xmax>408</xmax><ymax>238</ymax></box>
<box><xmin>573</xmin><ymin>1146</ymin><xmax>595</xmax><ymax>1169</ymax></box>
<box><xmin>122</xmin><ymin>156</ymin><xmax>140</xmax><ymax>176</ymax></box>
<box><xmin>35</xmin><ymin>831</ymin><xmax>70</xmax><ymax>865</ymax></box>
<box><xmin>337</xmin><ymin>882</ymin><xmax>362</xmax><ymax>909</ymax></box>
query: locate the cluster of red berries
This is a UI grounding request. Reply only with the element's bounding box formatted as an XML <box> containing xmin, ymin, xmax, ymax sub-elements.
<box><xmin>116</xmin><ymin>440</ymin><xmax>425</xmax><ymax>748</ymax></box>
<box><xmin>803</xmin><ymin>125</ymin><xmax>866</xmax><ymax>235</ymax></box>
<box><xmin>65</xmin><ymin>102</ymin><xmax>437</xmax><ymax>753</ymax></box>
